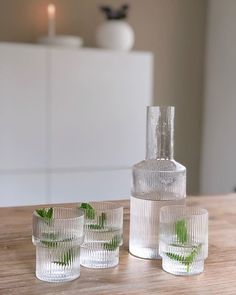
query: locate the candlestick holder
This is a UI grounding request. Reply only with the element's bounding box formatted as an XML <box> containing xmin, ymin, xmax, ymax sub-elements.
<box><xmin>38</xmin><ymin>35</ymin><xmax>83</xmax><ymax>48</ymax></box>
<box><xmin>38</xmin><ymin>3</ymin><xmax>84</xmax><ymax>48</ymax></box>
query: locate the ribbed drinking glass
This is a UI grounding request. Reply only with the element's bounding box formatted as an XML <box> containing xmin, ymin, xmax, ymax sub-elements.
<box><xmin>80</xmin><ymin>202</ymin><xmax>123</xmax><ymax>268</ymax></box>
<box><xmin>32</xmin><ymin>207</ymin><xmax>84</xmax><ymax>282</ymax></box>
<box><xmin>159</xmin><ymin>205</ymin><xmax>208</xmax><ymax>275</ymax></box>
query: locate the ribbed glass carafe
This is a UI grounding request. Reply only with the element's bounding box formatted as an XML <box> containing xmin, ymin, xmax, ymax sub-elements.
<box><xmin>129</xmin><ymin>106</ymin><xmax>186</xmax><ymax>259</ymax></box>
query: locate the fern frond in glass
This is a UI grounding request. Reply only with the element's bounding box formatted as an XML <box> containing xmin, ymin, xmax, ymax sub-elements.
<box><xmin>79</xmin><ymin>202</ymin><xmax>123</xmax><ymax>269</ymax></box>
<box><xmin>159</xmin><ymin>205</ymin><xmax>208</xmax><ymax>275</ymax></box>
<box><xmin>32</xmin><ymin>207</ymin><xmax>84</xmax><ymax>282</ymax></box>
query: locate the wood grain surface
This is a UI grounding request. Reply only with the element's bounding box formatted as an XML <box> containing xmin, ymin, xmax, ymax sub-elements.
<box><xmin>0</xmin><ymin>195</ymin><xmax>236</xmax><ymax>295</ymax></box>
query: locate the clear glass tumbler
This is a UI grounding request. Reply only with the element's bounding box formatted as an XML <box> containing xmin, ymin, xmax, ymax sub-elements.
<box><xmin>159</xmin><ymin>205</ymin><xmax>208</xmax><ymax>275</ymax></box>
<box><xmin>79</xmin><ymin>202</ymin><xmax>123</xmax><ymax>268</ymax></box>
<box><xmin>32</xmin><ymin>207</ymin><xmax>84</xmax><ymax>282</ymax></box>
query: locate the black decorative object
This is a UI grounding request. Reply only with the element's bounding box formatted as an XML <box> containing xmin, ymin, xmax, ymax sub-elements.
<box><xmin>100</xmin><ymin>4</ymin><xmax>129</xmax><ymax>20</ymax></box>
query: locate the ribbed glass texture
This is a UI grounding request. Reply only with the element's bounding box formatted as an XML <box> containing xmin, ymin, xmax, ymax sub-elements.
<box><xmin>146</xmin><ymin>106</ymin><xmax>174</xmax><ymax>160</ymax></box>
<box><xmin>159</xmin><ymin>205</ymin><xmax>208</xmax><ymax>275</ymax></box>
<box><xmin>32</xmin><ymin>207</ymin><xmax>84</xmax><ymax>282</ymax></box>
<box><xmin>129</xmin><ymin>106</ymin><xmax>186</xmax><ymax>259</ymax></box>
<box><xmin>80</xmin><ymin>202</ymin><xmax>123</xmax><ymax>268</ymax></box>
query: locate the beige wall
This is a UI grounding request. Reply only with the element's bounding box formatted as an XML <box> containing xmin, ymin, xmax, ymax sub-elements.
<box><xmin>0</xmin><ymin>0</ymin><xmax>206</xmax><ymax>194</ymax></box>
<box><xmin>201</xmin><ymin>0</ymin><xmax>236</xmax><ymax>194</ymax></box>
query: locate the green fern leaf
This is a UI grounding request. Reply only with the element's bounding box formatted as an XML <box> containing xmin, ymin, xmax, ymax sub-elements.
<box><xmin>53</xmin><ymin>248</ymin><xmax>74</xmax><ymax>266</ymax></box>
<box><xmin>36</xmin><ymin>208</ymin><xmax>53</xmax><ymax>225</ymax></box>
<box><xmin>175</xmin><ymin>219</ymin><xmax>188</xmax><ymax>244</ymax></box>
<box><xmin>103</xmin><ymin>235</ymin><xmax>121</xmax><ymax>251</ymax></box>
<box><xmin>165</xmin><ymin>244</ymin><xmax>202</xmax><ymax>272</ymax></box>
<box><xmin>79</xmin><ymin>203</ymin><xmax>95</xmax><ymax>219</ymax></box>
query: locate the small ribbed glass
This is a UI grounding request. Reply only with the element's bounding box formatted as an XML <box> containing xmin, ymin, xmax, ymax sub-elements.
<box><xmin>80</xmin><ymin>202</ymin><xmax>123</xmax><ymax>268</ymax></box>
<box><xmin>32</xmin><ymin>207</ymin><xmax>84</xmax><ymax>282</ymax></box>
<box><xmin>159</xmin><ymin>205</ymin><xmax>208</xmax><ymax>275</ymax></box>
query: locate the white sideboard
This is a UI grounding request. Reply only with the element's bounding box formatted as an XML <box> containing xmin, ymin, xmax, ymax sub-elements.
<box><xmin>0</xmin><ymin>43</ymin><xmax>153</xmax><ymax>206</ymax></box>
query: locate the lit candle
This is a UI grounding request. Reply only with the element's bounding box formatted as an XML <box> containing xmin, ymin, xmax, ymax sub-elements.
<box><xmin>48</xmin><ymin>4</ymin><xmax>56</xmax><ymax>38</ymax></box>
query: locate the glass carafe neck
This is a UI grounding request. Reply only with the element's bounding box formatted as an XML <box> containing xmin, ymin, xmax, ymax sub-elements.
<box><xmin>146</xmin><ymin>106</ymin><xmax>174</xmax><ymax>160</ymax></box>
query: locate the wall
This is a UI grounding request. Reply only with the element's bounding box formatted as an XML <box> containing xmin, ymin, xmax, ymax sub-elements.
<box><xmin>200</xmin><ymin>0</ymin><xmax>236</xmax><ymax>194</ymax></box>
<box><xmin>0</xmin><ymin>0</ymin><xmax>206</xmax><ymax>194</ymax></box>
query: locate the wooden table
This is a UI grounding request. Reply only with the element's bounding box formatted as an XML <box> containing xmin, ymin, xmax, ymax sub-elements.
<box><xmin>0</xmin><ymin>195</ymin><xmax>236</xmax><ymax>295</ymax></box>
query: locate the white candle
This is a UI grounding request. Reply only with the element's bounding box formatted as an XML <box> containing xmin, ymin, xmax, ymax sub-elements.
<box><xmin>48</xmin><ymin>4</ymin><xmax>56</xmax><ymax>38</ymax></box>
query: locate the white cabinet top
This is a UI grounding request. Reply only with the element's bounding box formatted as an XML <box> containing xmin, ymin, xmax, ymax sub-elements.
<box><xmin>0</xmin><ymin>41</ymin><xmax>153</xmax><ymax>58</ymax></box>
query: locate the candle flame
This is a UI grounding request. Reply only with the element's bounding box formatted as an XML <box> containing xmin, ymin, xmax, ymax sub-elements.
<box><xmin>48</xmin><ymin>4</ymin><xmax>56</xmax><ymax>16</ymax></box>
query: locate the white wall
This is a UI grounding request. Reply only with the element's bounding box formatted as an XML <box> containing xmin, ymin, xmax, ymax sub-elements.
<box><xmin>0</xmin><ymin>0</ymin><xmax>207</xmax><ymax>194</ymax></box>
<box><xmin>200</xmin><ymin>0</ymin><xmax>236</xmax><ymax>194</ymax></box>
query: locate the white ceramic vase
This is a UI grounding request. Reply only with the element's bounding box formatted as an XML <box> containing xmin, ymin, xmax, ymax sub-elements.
<box><xmin>96</xmin><ymin>20</ymin><xmax>135</xmax><ymax>51</ymax></box>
